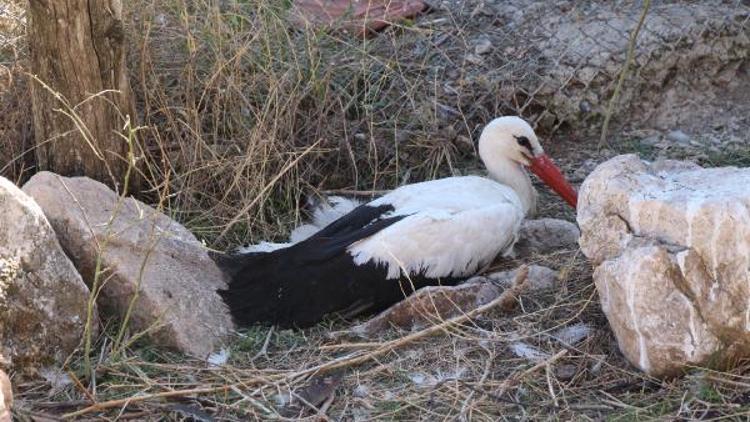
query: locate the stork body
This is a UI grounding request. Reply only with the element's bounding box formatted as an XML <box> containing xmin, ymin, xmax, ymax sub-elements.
<box><xmin>217</xmin><ymin>117</ymin><xmax>578</xmax><ymax>328</ymax></box>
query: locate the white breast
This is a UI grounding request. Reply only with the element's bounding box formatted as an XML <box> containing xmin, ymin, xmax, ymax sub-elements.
<box><xmin>347</xmin><ymin>176</ymin><xmax>525</xmax><ymax>279</ymax></box>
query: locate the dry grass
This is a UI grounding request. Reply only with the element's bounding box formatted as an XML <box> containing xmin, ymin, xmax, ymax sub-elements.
<box><xmin>3</xmin><ymin>0</ymin><xmax>750</xmax><ymax>420</ymax></box>
<box><xmin>0</xmin><ymin>1</ymin><xmax>32</xmax><ymax>185</ymax></box>
<box><xmin>14</xmin><ymin>251</ymin><xmax>750</xmax><ymax>420</ymax></box>
<box><xmin>125</xmin><ymin>0</ymin><xmax>492</xmax><ymax>247</ymax></box>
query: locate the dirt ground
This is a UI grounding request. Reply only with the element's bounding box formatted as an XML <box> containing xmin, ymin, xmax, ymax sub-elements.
<box><xmin>2</xmin><ymin>0</ymin><xmax>750</xmax><ymax>420</ymax></box>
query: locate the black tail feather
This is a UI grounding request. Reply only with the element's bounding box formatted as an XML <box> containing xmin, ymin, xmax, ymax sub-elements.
<box><xmin>209</xmin><ymin>250</ymin><xmax>250</xmax><ymax>279</ymax></box>
<box><xmin>217</xmin><ymin>204</ymin><xmax>413</xmax><ymax>328</ymax></box>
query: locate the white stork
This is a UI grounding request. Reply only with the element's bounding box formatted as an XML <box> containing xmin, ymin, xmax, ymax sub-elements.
<box><xmin>217</xmin><ymin>116</ymin><xmax>578</xmax><ymax>327</ymax></box>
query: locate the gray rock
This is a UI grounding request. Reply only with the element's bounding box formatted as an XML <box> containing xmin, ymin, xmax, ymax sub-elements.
<box><xmin>527</xmin><ymin>3</ymin><xmax>748</xmax><ymax>130</ymax></box>
<box><xmin>474</xmin><ymin>38</ymin><xmax>493</xmax><ymax>55</ymax></box>
<box><xmin>515</xmin><ymin>218</ymin><xmax>580</xmax><ymax>257</ymax></box>
<box><xmin>346</xmin><ymin>281</ymin><xmax>504</xmax><ymax>337</ymax></box>
<box><xmin>0</xmin><ymin>176</ymin><xmax>93</xmax><ymax>374</ymax></box>
<box><xmin>481</xmin><ymin>265</ymin><xmax>558</xmax><ymax>290</ymax></box>
<box><xmin>342</xmin><ymin>264</ymin><xmax>553</xmax><ymax>337</ymax></box>
<box><xmin>0</xmin><ymin>370</ymin><xmax>10</xmax><ymax>421</ymax></box>
<box><xmin>23</xmin><ymin>172</ymin><xmax>234</xmax><ymax>358</ymax></box>
<box><xmin>640</xmin><ymin>135</ymin><xmax>662</xmax><ymax>147</ymax></box>
<box><xmin>578</xmin><ymin>154</ymin><xmax>750</xmax><ymax>378</ymax></box>
<box><xmin>666</xmin><ymin>129</ymin><xmax>691</xmax><ymax>145</ymax></box>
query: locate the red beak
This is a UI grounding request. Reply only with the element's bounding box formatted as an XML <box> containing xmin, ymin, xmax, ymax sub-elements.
<box><xmin>528</xmin><ymin>154</ymin><xmax>578</xmax><ymax>209</ymax></box>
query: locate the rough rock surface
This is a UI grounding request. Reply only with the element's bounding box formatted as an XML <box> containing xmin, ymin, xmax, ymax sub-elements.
<box><xmin>421</xmin><ymin>0</ymin><xmax>749</xmax><ymax>132</ymax></box>
<box><xmin>346</xmin><ymin>265</ymin><xmax>557</xmax><ymax>337</ymax></box>
<box><xmin>23</xmin><ymin>172</ymin><xmax>234</xmax><ymax>359</ymax></box>
<box><xmin>470</xmin><ymin>265</ymin><xmax>559</xmax><ymax>291</ymax></box>
<box><xmin>515</xmin><ymin>218</ymin><xmax>580</xmax><ymax>257</ymax></box>
<box><xmin>0</xmin><ymin>370</ymin><xmax>11</xmax><ymax>422</ymax></box>
<box><xmin>0</xmin><ymin>176</ymin><xmax>92</xmax><ymax>373</ymax></box>
<box><xmin>510</xmin><ymin>1</ymin><xmax>749</xmax><ymax>130</ymax></box>
<box><xmin>578</xmin><ymin>154</ymin><xmax>750</xmax><ymax>377</ymax></box>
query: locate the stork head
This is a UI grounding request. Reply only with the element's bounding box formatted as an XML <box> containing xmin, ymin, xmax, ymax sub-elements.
<box><xmin>478</xmin><ymin>116</ymin><xmax>578</xmax><ymax>208</ymax></box>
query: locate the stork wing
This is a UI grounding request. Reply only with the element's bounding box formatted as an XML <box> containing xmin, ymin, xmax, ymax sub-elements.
<box><xmin>348</xmin><ymin>202</ymin><xmax>524</xmax><ymax>279</ymax></box>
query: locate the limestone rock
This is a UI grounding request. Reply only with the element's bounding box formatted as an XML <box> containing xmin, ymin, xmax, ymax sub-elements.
<box><xmin>515</xmin><ymin>218</ymin><xmax>580</xmax><ymax>257</ymax></box>
<box><xmin>578</xmin><ymin>154</ymin><xmax>750</xmax><ymax>377</ymax></box>
<box><xmin>667</xmin><ymin>129</ymin><xmax>691</xmax><ymax>145</ymax></box>
<box><xmin>476</xmin><ymin>265</ymin><xmax>559</xmax><ymax>291</ymax></box>
<box><xmin>0</xmin><ymin>370</ymin><xmax>11</xmax><ymax>422</ymax></box>
<box><xmin>346</xmin><ymin>265</ymin><xmax>557</xmax><ymax>337</ymax></box>
<box><xmin>346</xmin><ymin>282</ymin><xmax>503</xmax><ymax>337</ymax></box>
<box><xmin>23</xmin><ymin>172</ymin><xmax>234</xmax><ymax>358</ymax></box>
<box><xmin>0</xmin><ymin>176</ymin><xmax>93</xmax><ymax>373</ymax></box>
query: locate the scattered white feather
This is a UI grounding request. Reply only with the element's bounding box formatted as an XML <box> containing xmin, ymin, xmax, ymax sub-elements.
<box><xmin>508</xmin><ymin>324</ymin><xmax>591</xmax><ymax>363</ymax></box>
<box><xmin>237</xmin><ymin>196</ymin><xmax>364</xmax><ymax>249</ymax></box>
<box><xmin>408</xmin><ymin>372</ymin><xmax>431</xmax><ymax>386</ymax></box>
<box><xmin>39</xmin><ymin>367</ymin><xmax>73</xmax><ymax>393</ymax></box>
<box><xmin>235</xmin><ymin>241</ymin><xmax>290</xmax><ymax>254</ymax></box>
<box><xmin>289</xmin><ymin>196</ymin><xmax>364</xmax><ymax>243</ymax></box>
<box><xmin>207</xmin><ymin>348</ymin><xmax>230</xmax><ymax>366</ymax></box>
<box><xmin>353</xmin><ymin>384</ymin><xmax>370</xmax><ymax>398</ymax></box>
<box><xmin>408</xmin><ymin>367</ymin><xmax>467</xmax><ymax>388</ymax></box>
<box><xmin>510</xmin><ymin>342</ymin><xmax>550</xmax><ymax>362</ymax></box>
<box><xmin>312</xmin><ymin>196</ymin><xmax>362</xmax><ymax>227</ymax></box>
<box><xmin>591</xmin><ymin>359</ymin><xmax>604</xmax><ymax>374</ymax></box>
<box><xmin>551</xmin><ymin>322</ymin><xmax>592</xmax><ymax>346</ymax></box>
<box><xmin>275</xmin><ymin>392</ymin><xmax>291</xmax><ymax>407</ymax></box>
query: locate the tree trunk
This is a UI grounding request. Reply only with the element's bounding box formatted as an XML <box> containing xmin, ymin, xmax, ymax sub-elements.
<box><xmin>27</xmin><ymin>0</ymin><xmax>137</xmax><ymax>190</ymax></box>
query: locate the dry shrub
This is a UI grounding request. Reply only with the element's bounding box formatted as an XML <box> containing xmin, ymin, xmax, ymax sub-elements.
<box><xmin>0</xmin><ymin>65</ymin><xmax>33</xmax><ymax>185</ymax></box>
<box><xmin>0</xmin><ymin>1</ymin><xmax>32</xmax><ymax>184</ymax></box>
<box><xmin>127</xmin><ymin>0</ymin><xmax>478</xmax><ymax>246</ymax></box>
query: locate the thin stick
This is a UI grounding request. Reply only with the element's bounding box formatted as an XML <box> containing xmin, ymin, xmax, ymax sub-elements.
<box><xmin>62</xmin><ymin>384</ymin><xmax>240</xmax><ymax>419</ymax></box>
<box><xmin>599</xmin><ymin>0</ymin><xmax>651</xmax><ymax>148</ymax></box>
<box><xmin>250</xmin><ymin>326</ymin><xmax>275</xmax><ymax>362</ymax></box>
<box><xmin>66</xmin><ymin>369</ymin><xmax>97</xmax><ymax>405</ymax></box>
<box><xmin>459</xmin><ymin>350</ymin><xmax>493</xmax><ymax>419</ymax></box>
<box><xmin>495</xmin><ymin>349</ymin><xmax>568</xmax><ymax>397</ymax></box>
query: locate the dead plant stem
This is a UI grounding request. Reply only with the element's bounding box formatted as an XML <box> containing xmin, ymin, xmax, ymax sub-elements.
<box><xmin>599</xmin><ymin>0</ymin><xmax>651</xmax><ymax>147</ymax></box>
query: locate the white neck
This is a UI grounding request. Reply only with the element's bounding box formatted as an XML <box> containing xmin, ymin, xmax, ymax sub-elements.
<box><xmin>483</xmin><ymin>157</ymin><xmax>537</xmax><ymax>216</ymax></box>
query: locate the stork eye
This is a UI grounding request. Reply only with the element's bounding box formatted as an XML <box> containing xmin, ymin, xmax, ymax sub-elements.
<box><xmin>515</xmin><ymin>136</ymin><xmax>533</xmax><ymax>154</ymax></box>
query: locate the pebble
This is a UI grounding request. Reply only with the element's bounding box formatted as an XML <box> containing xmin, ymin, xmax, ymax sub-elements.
<box><xmin>154</xmin><ymin>13</ymin><xmax>167</xmax><ymax>26</ymax></box>
<box><xmin>465</xmin><ymin>54</ymin><xmax>483</xmax><ymax>65</ymax></box>
<box><xmin>640</xmin><ymin>135</ymin><xmax>661</xmax><ymax>147</ymax></box>
<box><xmin>353</xmin><ymin>385</ymin><xmax>369</xmax><ymax>398</ymax></box>
<box><xmin>474</xmin><ymin>38</ymin><xmax>493</xmax><ymax>55</ymax></box>
<box><xmin>667</xmin><ymin>129</ymin><xmax>691</xmax><ymax>145</ymax></box>
<box><xmin>578</xmin><ymin>100</ymin><xmax>592</xmax><ymax>114</ymax></box>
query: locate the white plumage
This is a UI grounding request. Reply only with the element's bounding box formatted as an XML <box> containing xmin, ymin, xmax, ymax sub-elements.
<box><xmin>236</xmin><ymin>196</ymin><xmax>363</xmax><ymax>254</ymax></box>
<box><xmin>348</xmin><ymin>176</ymin><xmax>524</xmax><ymax>279</ymax></box>
<box><xmin>238</xmin><ymin>177</ymin><xmax>524</xmax><ymax>280</ymax></box>
<box><xmin>290</xmin><ymin>196</ymin><xmax>363</xmax><ymax>243</ymax></box>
